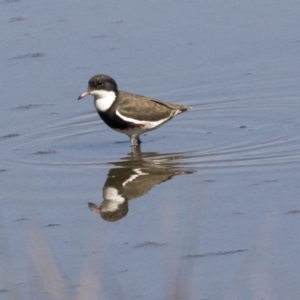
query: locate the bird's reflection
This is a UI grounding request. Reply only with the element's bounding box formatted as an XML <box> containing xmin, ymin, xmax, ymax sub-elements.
<box><xmin>88</xmin><ymin>146</ymin><xmax>195</xmax><ymax>222</ymax></box>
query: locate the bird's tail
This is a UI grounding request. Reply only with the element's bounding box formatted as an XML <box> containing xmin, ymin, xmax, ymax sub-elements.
<box><xmin>181</xmin><ymin>105</ymin><xmax>192</xmax><ymax>112</ymax></box>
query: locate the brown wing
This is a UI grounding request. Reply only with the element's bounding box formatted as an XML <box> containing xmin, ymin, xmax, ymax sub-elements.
<box><xmin>117</xmin><ymin>91</ymin><xmax>189</xmax><ymax>121</ymax></box>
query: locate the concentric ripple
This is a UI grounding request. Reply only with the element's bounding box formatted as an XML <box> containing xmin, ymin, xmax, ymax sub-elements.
<box><xmin>3</xmin><ymin>86</ymin><xmax>300</xmax><ymax>171</ymax></box>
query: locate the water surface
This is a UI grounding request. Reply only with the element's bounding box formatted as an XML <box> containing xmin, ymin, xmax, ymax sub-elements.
<box><xmin>1</xmin><ymin>1</ymin><xmax>300</xmax><ymax>299</ymax></box>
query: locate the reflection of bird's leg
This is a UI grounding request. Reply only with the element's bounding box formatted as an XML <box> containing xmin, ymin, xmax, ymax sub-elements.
<box><xmin>130</xmin><ymin>143</ymin><xmax>142</xmax><ymax>156</ymax></box>
<box><xmin>130</xmin><ymin>135</ymin><xmax>137</xmax><ymax>146</ymax></box>
<box><xmin>137</xmin><ymin>136</ymin><xmax>141</xmax><ymax>144</ymax></box>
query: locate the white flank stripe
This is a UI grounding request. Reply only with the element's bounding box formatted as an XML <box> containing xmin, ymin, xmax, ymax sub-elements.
<box><xmin>92</xmin><ymin>90</ymin><xmax>116</xmax><ymax>112</ymax></box>
<box><xmin>122</xmin><ymin>168</ymin><xmax>148</xmax><ymax>187</ymax></box>
<box><xmin>116</xmin><ymin>110</ymin><xmax>170</xmax><ymax>129</ymax></box>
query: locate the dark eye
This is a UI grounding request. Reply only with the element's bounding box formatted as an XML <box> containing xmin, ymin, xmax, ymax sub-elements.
<box><xmin>97</xmin><ymin>81</ymin><xmax>102</xmax><ymax>86</ymax></box>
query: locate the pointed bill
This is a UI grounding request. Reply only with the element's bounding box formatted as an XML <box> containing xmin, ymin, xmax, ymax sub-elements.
<box><xmin>78</xmin><ymin>90</ymin><xmax>90</xmax><ymax>100</ymax></box>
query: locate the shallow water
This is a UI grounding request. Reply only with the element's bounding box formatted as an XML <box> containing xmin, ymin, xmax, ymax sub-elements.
<box><xmin>1</xmin><ymin>1</ymin><xmax>300</xmax><ymax>299</ymax></box>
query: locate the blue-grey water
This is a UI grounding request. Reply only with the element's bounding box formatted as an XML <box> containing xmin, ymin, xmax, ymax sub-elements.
<box><xmin>1</xmin><ymin>1</ymin><xmax>300</xmax><ymax>299</ymax></box>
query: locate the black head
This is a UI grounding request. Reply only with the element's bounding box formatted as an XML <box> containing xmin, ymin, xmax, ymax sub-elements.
<box><xmin>88</xmin><ymin>74</ymin><xmax>118</xmax><ymax>92</ymax></box>
<box><xmin>78</xmin><ymin>74</ymin><xmax>118</xmax><ymax>100</ymax></box>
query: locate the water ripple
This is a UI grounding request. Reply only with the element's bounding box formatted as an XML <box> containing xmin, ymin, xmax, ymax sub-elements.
<box><xmin>3</xmin><ymin>95</ymin><xmax>300</xmax><ymax>170</ymax></box>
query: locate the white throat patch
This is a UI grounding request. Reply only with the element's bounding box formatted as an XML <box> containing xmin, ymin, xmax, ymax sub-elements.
<box><xmin>103</xmin><ymin>187</ymin><xmax>125</xmax><ymax>211</ymax></box>
<box><xmin>92</xmin><ymin>90</ymin><xmax>116</xmax><ymax>112</ymax></box>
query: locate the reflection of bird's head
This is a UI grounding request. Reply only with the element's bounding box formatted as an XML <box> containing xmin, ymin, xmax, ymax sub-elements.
<box><xmin>88</xmin><ymin>186</ymin><xmax>129</xmax><ymax>222</ymax></box>
<box><xmin>88</xmin><ymin>201</ymin><xmax>128</xmax><ymax>222</ymax></box>
<box><xmin>99</xmin><ymin>198</ymin><xmax>128</xmax><ymax>222</ymax></box>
